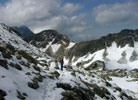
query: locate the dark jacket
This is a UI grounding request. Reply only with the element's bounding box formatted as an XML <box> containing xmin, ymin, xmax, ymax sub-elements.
<box><xmin>59</xmin><ymin>58</ymin><xmax>63</xmax><ymax>64</ymax></box>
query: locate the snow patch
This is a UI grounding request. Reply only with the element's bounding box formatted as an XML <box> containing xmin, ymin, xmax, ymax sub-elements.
<box><xmin>51</xmin><ymin>44</ymin><xmax>61</xmax><ymax>53</ymax></box>
<box><xmin>66</xmin><ymin>42</ymin><xmax>75</xmax><ymax>50</ymax></box>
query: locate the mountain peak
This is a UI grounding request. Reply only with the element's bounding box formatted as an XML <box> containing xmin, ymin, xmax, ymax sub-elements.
<box><xmin>12</xmin><ymin>25</ymin><xmax>34</xmax><ymax>38</ymax></box>
<box><xmin>40</xmin><ymin>29</ymin><xmax>59</xmax><ymax>34</ymax></box>
<box><xmin>25</xmin><ymin>29</ymin><xmax>70</xmax><ymax>46</ymax></box>
<box><xmin>24</xmin><ymin>29</ymin><xmax>74</xmax><ymax>57</ymax></box>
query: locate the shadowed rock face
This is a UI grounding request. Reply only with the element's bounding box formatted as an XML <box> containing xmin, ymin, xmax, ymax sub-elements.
<box><xmin>24</xmin><ymin>30</ymin><xmax>70</xmax><ymax>48</ymax></box>
<box><xmin>85</xmin><ymin>60</ymin><xmax>105</xmax><ymax>71</ymax></box>
<box><xmin>12</xmin><ymin>26</ymin><xmax>34</xmax><ymax>38</ymax></box>
<box><xmin>69</xmin><ymin>29</ymin><xmax>138</xmax><ymax>57</ymax></box>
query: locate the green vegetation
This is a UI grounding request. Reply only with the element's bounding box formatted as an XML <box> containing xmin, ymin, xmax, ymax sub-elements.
<box><xmin>28</xmin><ymin>81</ymin><xmax>39</xmax><ymax>89</ymax></box>
<box><xmin>17</xmin><ymin>90</ymin><xmax>26</xmax><ymax>100</ymax></box>
<box><xmin>18</xmin><ymin>50</ymin><xmax>38</xmax><ymax>65</ymax></box>
<box><xmin>25</xmin><ymin>72</ymin><xmax>31</xmax><ymax>75</ymax></box>
<box><xmin>56</xmin><ymin>83</ymin><xmax>72</xmax><ymax>90</ymax></box>
<box><xmin>51</xmin><ymin>71</ymin><xmax>60</xmax><ymax>79</ymax></box>
<box><xmin>0</xmin><ymin>46</ymin><xmax>12</xmax><ymax>59</ymax></box>
<box><xmin>16</xmin><ymin>55</ymin><xmax>22</xmax><ymax>60</ymax></box>
<box><xmin>33</xmin><ymin>66</ymin><xmax>40</xmax><ymax>72</ymax></box>
<box><xmin>15</xmin><ymin>64</ymin><xmax>22</xmax><ymax>70</ymax></box>
<box><xmin>61</xmin><ymin>90</ymin><xmax>78</xmax><ymax>100</ymax></box>
<box><xmin>71</xmin><ymin>71</ymin><xmax>76</xmax><ymax>77</ymax></box>
<box><xmin>0</xmin><ymin>59</ymin><xmax>8</xmax><ymax>69</ymax></box>
<box><xmin>6</xmin><ymin>43</ymin><xmax>16</xmax><ymax>53</ymax></box>
<box><xmin>105</xmin><ymin>81</ymin><xmax>112</xmax><ymax>87</ymax></box>
<box><xmin>120</xmin><ymin>92</ymin><xmax>135</xmax><ymax>100</ymax></box>
<box><xmin>33</xmin><ymin>75</ymin><xmax>43</xmax><ymax>82</ymax></box>
<box><xmin>115</xmin><ymin>87</ymin><xmax>122</xmax><ymax>92</ymax></box>
<box><xmin>61</xmin><ymin>86</ymin><xmax>94</xmax><ymax>100</ymax></box>
<box><xmin>91</xmin><ymin>84</ymin><xmax>110</xmax><ymax>99</ymax></box>
<box><xmin>9</xmin><ymin>62</ymin><xmax>15</xmax><ymax>68</ymax></box>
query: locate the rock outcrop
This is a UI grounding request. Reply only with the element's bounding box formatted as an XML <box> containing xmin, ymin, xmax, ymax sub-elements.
<box><xmin>85</xmin><ymin>60</ymin><xmax>105</xmax><ymax>70</ymax></box>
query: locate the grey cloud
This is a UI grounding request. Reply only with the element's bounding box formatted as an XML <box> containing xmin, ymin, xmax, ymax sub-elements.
<box><xmin>30</xmin><ymin>14</ymin><xmax>89</xmax><ymax>40</ymax></box>
<box><xmin>0</xmin><ymin>0</ymin><xmax>88</xmax><ymax>40</ymax></box>
<box><xmin>93</xmin><ymin>2</ymin><xmax>138</xmax><ymax>25</ymax></box>
<box><xmin>0</xmin><ymin>0</ymin><xmax>61</xmax><ymax>25</ymax></box>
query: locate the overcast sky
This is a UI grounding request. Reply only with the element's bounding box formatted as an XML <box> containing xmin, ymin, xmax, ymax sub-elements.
<box><xmin>0</xmin><ymin>0</ymin><xmax>138</xmax><ymax>42</ymax></box>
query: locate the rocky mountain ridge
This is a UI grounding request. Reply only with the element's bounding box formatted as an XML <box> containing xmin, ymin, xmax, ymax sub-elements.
<box><xmin>1</xmin><ymin>23</ymin><xmax>138</xmax><ymax>100</ymax></box>
<box><xmin>69</xmin><ymin>29</ymin><xmax>138</xmax><ymax>58</ymax></box>
<box><xmin>24</xmin><ymin>30</ymin><xmax>75</xmax><ymax>58</ymax></box>
<box><xmin>25</xmin><ymin>30</ymin><xmax>69</xmax><ymax>48</ymax></box>
<box><xmin>24</xmin><ymin>28</ymin><xmax>138</xmax><ymax>59</ymax></box>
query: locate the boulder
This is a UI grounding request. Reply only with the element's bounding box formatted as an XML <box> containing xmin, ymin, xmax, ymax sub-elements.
<box><xmin>0</xmin><ymin>89</ymin><xmax>7</xmax><ymax>100</ymax></box>
<box><xmin>118</xmin><ymin>51</ymin><xmax>127</xmax><ymax>64</ymax></box>
<box><xmin>129</xmin><ymin>50</ymin><xmax>138</xmax><ymax>62</ymax></box>
<box><xmin>85</xmin><ymin>60</ymin><xmax>105</xmax><ymax>70</ymax></box>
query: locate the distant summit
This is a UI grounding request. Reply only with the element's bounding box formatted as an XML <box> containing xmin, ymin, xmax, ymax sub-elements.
<box><xmin>25</xmin><ymin>29</ymin><xmax>70</xmax><ymax>47</ymax></box>
<box><xmin>24</xmin><ymin>29</ymin><xmax>75</xmax><ymax>57</ymax></box>
<box><xmin>12</xmin><ymin>25</ymin><xmax>34</xmax><ymax>37</ymax></box>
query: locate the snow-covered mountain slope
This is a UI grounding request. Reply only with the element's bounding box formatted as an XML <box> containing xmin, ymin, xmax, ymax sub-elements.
<box><xmin>69</xmin><ymin>29</ymin><xmax>138</xmax><ymax>58</ymax></box>
<box><xmin>0</xmin><ymin>23</ymin><xmax>50</xmax><ymax>58</ymax></box>
<box><xmin>0</xmin><ymin>23</ymin><xmax>52</xmax><ymax>100</ymax></box>
<box><xmin>24</xmin><ymin>27</ymin><xmax>138</xmax><ymax>71</ymax></box>
<box><xmin>1</xmin><ymin>23</ymin><xmax>138</xmax><ymax>100</ymax></box>
<box><xmin>43</xmin><ymin>58</ymin><xmax>138</xmax><ymax>100</ymax></box>
<box><xmin>24</xmin><ymin>30</ymin><xmax>76</xmax><ymax>58</ymax></box>
<box><xmin>60</xmin><ymin>29</ymin><xmax>138</xmax><ymax>71</ymax></box>
<box><xmin>71</xmin><ymin>42</ymin><xmax>138</xmax><ymax>70</ymax></box>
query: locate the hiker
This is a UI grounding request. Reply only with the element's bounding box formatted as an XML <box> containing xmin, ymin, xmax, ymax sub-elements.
<box><xmin>59</xmin><ymin>57</ymin><xmax>64</xmax><ymax>71</ymax></box>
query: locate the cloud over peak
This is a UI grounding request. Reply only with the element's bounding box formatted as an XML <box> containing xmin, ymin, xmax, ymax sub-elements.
<box><xmin>0</xmin><ymin>0</ymin><xmax>87</xmax><ymax>36</ymax></box>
